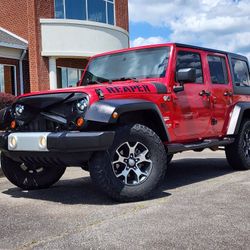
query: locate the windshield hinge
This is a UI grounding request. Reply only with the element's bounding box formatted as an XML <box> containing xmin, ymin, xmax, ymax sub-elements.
<box><xmin>95</xmin><ymin>89</ymin><xmax>105</xmax><ymax>100</ymax></box>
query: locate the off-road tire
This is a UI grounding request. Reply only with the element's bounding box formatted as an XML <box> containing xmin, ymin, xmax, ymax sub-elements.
<box><xmin>225</xmin><ymin>120</ymin><xmax>250</xmax><ymax>170</ymax></box>
<box><xmin>167</xmin><ymin>154</ymin><xmax>173</xmax><ymax>164</ymax></box>
<box><xmin>89</xmin><ymin>124</ymin><xmax>167</xmax><ymax>202</ymax></box>
<box><xmin>1</xmin><ymin>153</ymin><xmax>66</xmax><ymax>190</ymax></box>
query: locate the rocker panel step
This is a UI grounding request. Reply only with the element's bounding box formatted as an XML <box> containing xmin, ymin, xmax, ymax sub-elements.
<box><xmin>167</xmin><ymin>138</ymin><xmax>235</xmax><ymax>154</ymax></box>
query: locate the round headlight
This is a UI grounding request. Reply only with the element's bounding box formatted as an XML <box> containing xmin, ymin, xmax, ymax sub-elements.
<box><xmin>15</xmin><ymin>104</ymin><xmax>24</xmax><ymax>116</ymax></box>
<box><xmin>76</xmin><ymin>98</ymin><xmax>88</xmax><ymax>112</ymax></box>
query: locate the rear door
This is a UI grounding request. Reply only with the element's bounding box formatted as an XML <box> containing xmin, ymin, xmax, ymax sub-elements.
<box><xmin>205</xmin><ymin>53</ymin><xmax>233</xmax><ymax>136</ymax></box>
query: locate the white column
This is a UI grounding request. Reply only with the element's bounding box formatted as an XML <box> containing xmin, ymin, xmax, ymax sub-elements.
<box><xmin>49</xmin><ymin>57</ymin><xmax>57</xmax><ymax>90</ymax></box>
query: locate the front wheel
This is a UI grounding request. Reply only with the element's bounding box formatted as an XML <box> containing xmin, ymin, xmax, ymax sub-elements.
<box><xmin>225</xmin><ymin>120</ymin><xmax>250</xmax><ymax>170</ymax></box>
<box><xmin>1</xmin><ymin>154</ymin><xmax>66</xmax><ymax>190</ymax></box>
<box><xmin>89</xmin><ymin>124</ymin><xmax>167</xmax><ymax>202</ymax></box>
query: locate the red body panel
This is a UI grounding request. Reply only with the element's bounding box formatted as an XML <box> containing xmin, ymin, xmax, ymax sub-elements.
<box><xmin>19</xmin><ymin>43</ymin><xmax>250</xmax><ymax>144</ymax></box>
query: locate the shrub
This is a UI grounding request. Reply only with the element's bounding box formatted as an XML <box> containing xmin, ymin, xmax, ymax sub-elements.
<box><xmin>0</xmin><ymin>92</ymin><xmax>17</xmax><ymax>110</ymax></box>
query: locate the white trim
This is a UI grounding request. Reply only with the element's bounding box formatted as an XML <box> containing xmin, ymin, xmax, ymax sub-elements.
<box><xmin>19</xmin><ymin>50</ymin><xmax>27</xmax><ymax>95</ymax></box>
<box><xmin>85</xmin><ymin>0</ymin><xmax>88</xmax><ymax>20</ymax></box>
<box><xmin>14</xmin><ymin>66</ymin><xmax>17</xmax><ymax>96</ymax></box>
<box><xmin>227</xmin><ymin>105</ymin><xmax>241</xmax><ymax>135</ymax></box>
<box><xmin>0</xmin><ymin>42</ymin><xmax>27</xmax><ymax>50</ymax></box>
<box><xmin>40</xmin><ymin>19</ymin><xmax>129</xmax><ymax>36</ymax></box>
<box><xmin>113</xmin><ymin>0</ymin><xmax>116</xmax><ymax>26</ymax></box>
<box><xmin>105</xmin><ymin>0</ymin><xmax>108</xmax><ymax>24</ymax></box>
<box><xmin>0</xmin><ymin>65</ymin><xmax>4</xmax><ymax>92</ymax></box>
<box><xmin>0</xmin><ymin>27</ymin><xmax>28</xmax><ymax>44</ymax></box>
<box><xmin>63</xmin><ymin>0</ymin><xmax>66</xmax><ymax>18</ymax></box>
<box><xmin>49</xmin><ymin>57</ymin><xmax>57</xmax><ymax>90</ymax></box>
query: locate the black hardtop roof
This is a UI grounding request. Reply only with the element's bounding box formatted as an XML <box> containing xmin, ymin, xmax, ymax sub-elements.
<box><xmin>175</xmin><ymin>43</ymin><xmax>248</xmax><ymax>61</ymax></box>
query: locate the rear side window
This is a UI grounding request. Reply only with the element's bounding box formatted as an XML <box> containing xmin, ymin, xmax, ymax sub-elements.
<box><xmin>176</xmin><ymin>51</ymin><xmax>203</xmax><ymax>83</ymax></box>
<box><xmin>208</xmin><ymin>56</ymin><xmax>228</xmax><ymax>84</ymax></box>
<box><xmin>232</xmin><ymin>59</ymin><xmax>250</xmax><ymax>87</ymax></box>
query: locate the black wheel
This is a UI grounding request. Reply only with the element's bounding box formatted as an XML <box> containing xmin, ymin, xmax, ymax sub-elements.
<box><xmin>1</xmin><ymin>153</ymin><xmax>66</xmax><ymax>190</ymax></box>
<box><xmin>89</xmin><ymin>124</ymin><xmax>167</xmax><ymax>202</ymax></box>
<box><xmin>167</xmin><ymin>154</ymin><xmax>174</xmax><ymax>164</ymax></box>
<box><xmin>225</xmin><ymin>120</ymin><xmax>250</xmax><ymax>170</ymax></box>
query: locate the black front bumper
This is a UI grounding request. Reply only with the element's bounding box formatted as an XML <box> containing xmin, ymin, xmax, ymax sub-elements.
<box><xmin>0</xmin><ymin>131</ymin><xmax>115</xmax><ymax>166</ymax></box>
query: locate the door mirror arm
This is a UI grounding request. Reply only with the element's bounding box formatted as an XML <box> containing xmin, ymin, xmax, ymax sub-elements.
<box><xmin>173</xmin><ymin>84</ymin><xmax>184</xmax><ymax>93</ymax></box>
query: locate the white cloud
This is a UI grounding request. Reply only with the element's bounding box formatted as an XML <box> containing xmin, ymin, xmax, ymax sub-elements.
<box><xmin>131</xmin><ymin>36</ymin><xmax>167</xmax><ymax>47</ymax></box>
<box><xmin>129</xmin><ymin>0</ymin><xmax>250</xmax><ymax>60</ymax></box>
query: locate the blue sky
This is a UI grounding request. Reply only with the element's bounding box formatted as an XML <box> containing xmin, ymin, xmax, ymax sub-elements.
<box><xmin>128</xmin><ymin>0</ymin><xmax>250</xmax><ymax>60</ymax></box>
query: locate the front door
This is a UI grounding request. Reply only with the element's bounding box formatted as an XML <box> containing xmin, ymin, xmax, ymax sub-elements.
<box><xmin>171</xmin><ymin>49</ymin><xmax>212</xmax><ymax>141</ymax></box>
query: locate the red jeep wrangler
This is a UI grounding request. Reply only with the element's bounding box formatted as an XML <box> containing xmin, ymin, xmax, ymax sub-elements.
<box><xmin>0</xmin><ymin>43</ymin><xmax>250</xmax><ymax>202</ymax></box>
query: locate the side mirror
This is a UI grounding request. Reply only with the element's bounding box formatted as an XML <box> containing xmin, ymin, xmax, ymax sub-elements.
<box><xmin>176</xmin><ymin>68</ymin><xmax>196</xmax><ymax>83</ymax></box>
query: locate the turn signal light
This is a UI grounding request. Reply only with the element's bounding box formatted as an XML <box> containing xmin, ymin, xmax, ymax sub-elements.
<box><xmin>10</xmin><ymin>120</ymin><xmax>16</xmax><ymax>129</ymax></box>
<box><xmin>76</xmin><ymin>117</ymin><xmax>85</xmax><ymax>127</ymax></box>
<box><xmin>112</xmin><ymin>112</ymin><xmax>119</xmax><ymax>119</ymax></box>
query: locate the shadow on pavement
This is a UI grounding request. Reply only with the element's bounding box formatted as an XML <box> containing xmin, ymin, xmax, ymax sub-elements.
<box><xmin>164</xmin><ymin>157</ymin><xmax>232</xmax><ymax>190</ymax></box>
<box><xmin>3</xmin><ymin>157</ymin><xmax>232</xmax><ymax>205</ymax></box>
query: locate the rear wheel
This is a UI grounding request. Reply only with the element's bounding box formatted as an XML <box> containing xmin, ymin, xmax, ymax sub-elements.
<box><xmin>89</xmin><ymin>124</ymin><xmax>167</xmax><ymax>202</ymax></box>
<box><xmin>225</xmin><ymin>120</ymin><xmax>250</xmax><ymax>170</ymax></box>
<box><xmin>1</xmin><ymin>153</ymin><xmax>66</xmax><ymax>190</ymax></box>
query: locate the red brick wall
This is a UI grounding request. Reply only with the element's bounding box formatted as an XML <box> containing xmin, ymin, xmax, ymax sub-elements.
<box><xmin>56</xmin><ymin>58</ymin><xmax>88</xmax><ymax>69</ymax></box>
<box><xmin>0</xmin><ymin>0</ymin><xmax>28</xmax><ymax>40</ymax></box>
<box><xmin>115</xmin><ymin>0</ymin><xmax>129</xmax><ymax>32</ymax></box>
<box><xmin>27</xmin><ymin>0</ymin><xmax>54</xmax><ymax>92</ymax></box>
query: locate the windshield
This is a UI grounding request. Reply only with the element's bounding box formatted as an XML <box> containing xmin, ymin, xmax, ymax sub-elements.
<box><xmin>81</xmin><ymin>47</ymin><xmax>170</xmax><ymax>85</ymax></box>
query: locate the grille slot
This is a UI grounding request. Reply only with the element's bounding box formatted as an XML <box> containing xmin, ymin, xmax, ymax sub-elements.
<box><xmin>21</xmin><ymin>118</ymin><xmax>58</xmax><ymax>132</ymax></box>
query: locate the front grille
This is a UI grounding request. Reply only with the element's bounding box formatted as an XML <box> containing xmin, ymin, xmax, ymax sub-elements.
<box><xmin>21</xmin><ymin>118</ymin><xmax>58</xmax><ymax>132</ymax></box>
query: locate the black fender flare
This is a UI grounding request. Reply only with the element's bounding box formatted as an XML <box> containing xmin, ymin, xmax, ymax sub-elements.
<box><xmin>85</xmin><ymin>99</ymin><xmax>170</xmax><ymax>141</ymax></box>
<box><xmin>227</xmin><ymin>102</ymin><xmax>250</xmax><ymax>135</ymax></box>
<box><xmin>0</xmin><ymin>107</ymin><xmax>12</xmax><ymax>130</ymax></box>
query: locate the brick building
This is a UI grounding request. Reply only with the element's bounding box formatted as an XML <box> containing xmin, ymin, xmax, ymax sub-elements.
<box><xmin>0</xmin><ymin>0</ymin><xmax>129</xmax><ymax>95</ymax></box>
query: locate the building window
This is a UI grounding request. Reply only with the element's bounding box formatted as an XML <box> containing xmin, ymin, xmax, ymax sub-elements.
<box><xmin>0</xmin><ymin>64</ymin><xmax>16</xmax><ymax>95</ymax></box>
<box><xmin>54</xmin><ymin>0</ymin><xmax>115</xmax><ymax>25</ymax></box>
<box><xmin>57</xmin><ymin>67</ymin><xmax>83</xmax><ymax>88</ymax></box>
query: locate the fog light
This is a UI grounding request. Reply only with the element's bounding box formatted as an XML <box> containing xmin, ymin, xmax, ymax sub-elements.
<box><xmin>9</xmin><ymin>136</ymin><xmax>17</xmax><ymax>149</ymax></box>
<box><xmin>39</xmin><ymin>136</ymin><xmax>47</xmax><ymax>149</ymax></box>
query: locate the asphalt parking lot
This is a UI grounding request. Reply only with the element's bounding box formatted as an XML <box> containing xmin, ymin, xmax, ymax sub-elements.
<box><xmin>0</xmin><ymin>150</ymin><xmax>249</xmax><ymax>250</ymax></box>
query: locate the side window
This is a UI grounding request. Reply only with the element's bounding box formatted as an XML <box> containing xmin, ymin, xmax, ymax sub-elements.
<box><xmin>232</xmin><ymin>59</ymin><xmax>250</xmax><ymax>87</ymax></box>
<box><xmin>176</xmin><ymin>51</ymin><xmax>203</xmax><ymax>83</ymax></box>
<box><xmin>208</xmin><ymin>56</ymin><xmax>228</xmax><ymax>84</ymax></box>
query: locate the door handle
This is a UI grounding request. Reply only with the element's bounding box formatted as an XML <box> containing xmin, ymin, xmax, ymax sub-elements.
<box><xmin>199</xmin><ymin>90</ymin><xmax>211</xmax><ymax>97</ymax></box>
<box><xmin>224</xmin><ymin>90</ymin><xmax>233</xmax><ymax>97</ymax></box>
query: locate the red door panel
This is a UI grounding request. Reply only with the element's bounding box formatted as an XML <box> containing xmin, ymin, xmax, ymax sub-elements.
<box><xmin>170</xmin><ymin>48</ymin><xmax>212</xmax><ymax>142</ymax></box>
